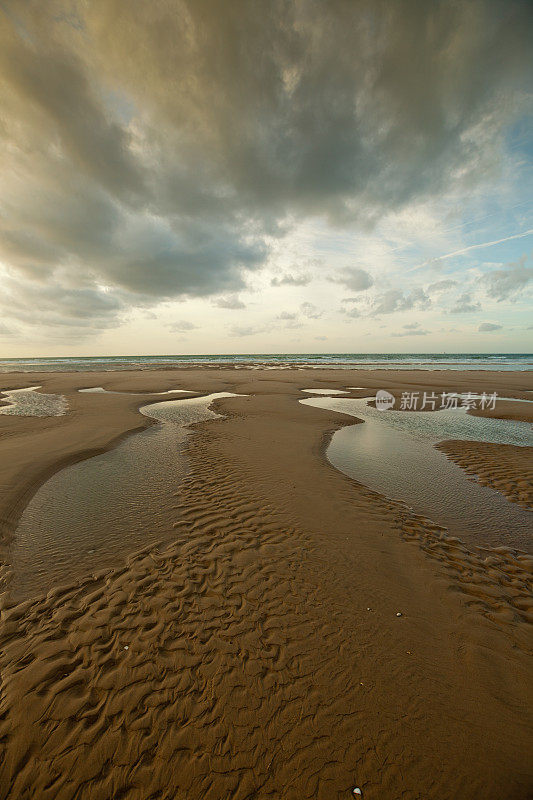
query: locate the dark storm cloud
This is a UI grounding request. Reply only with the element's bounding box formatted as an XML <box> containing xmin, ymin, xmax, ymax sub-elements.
<box><xmin>88</xmin><ymin>0</ymin><xmax>530</xmax><ymax>217</ymax></box>
<box><xmin>0</xmin><ymin>14</ymin><xmax>142</xmax><ymax>201</ymax></box>
<box><xmin>0</xmin><ymin>273</ymin><xmax>125</xmax><ymax>336</ymax></box>
<box><xmin>0</xmin><ymin>0</ymin><xmax>532</xmax><ymax>333</ymax></box>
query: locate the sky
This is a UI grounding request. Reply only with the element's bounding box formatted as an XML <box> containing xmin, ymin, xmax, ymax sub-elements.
<box><xmin>0</xmin><ymin>0</ymin><xmax>532</xmax><ymax>356</ymax></box>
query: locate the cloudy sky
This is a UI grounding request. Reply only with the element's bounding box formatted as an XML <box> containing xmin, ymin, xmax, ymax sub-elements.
<box><xmin>0</xmin><ymin>0</ymin><xmax>532</xmax><ymax>356</ymax></box>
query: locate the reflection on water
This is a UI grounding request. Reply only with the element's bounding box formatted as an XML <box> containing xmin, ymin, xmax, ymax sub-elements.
<box><xmin>79</xmin><ymin>387</ymin><xmax>194</xmax><ymax>395</ymax></box>
<box><xmin>301</xmin><ymin>388</ymin><xmax>349</xmax><ymax>395</ymax></box>
<box><xmin>302</xmin><ymin>396</ymin><xmax>533</xmax><ymax>552</ymax></box>
<box><xmin>0</xmin><ymin>387</ymin><xmax>67</xmax><ymax>416</ymax></box>
<box><xmin>8</xmin><ymin>393</ymin><xmax>239</xmax><ymax>599</ymax></box>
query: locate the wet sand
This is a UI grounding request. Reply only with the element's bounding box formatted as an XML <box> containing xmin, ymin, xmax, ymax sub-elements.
<box><xmin>438</xmin><ymin>440</ymin><xmax>533</xmax><ymax>510</ymax></box>
<box><xmin>7</xmin><ymin>393</ymin><xmax>241</xmax><ymax>600</ymax></box>
<box><xmin>0</xmin><ymin>367</ymin><xmax>532</xmax><ymax>799</ymax></box>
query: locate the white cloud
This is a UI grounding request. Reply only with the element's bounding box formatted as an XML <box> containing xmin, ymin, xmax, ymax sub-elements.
<box><xmin>229</xmin><ymin>324</ymin><xmax>267</xmax><ymax>337</ymax></box>
<box><xmin>168</xmin><ymin>320</ymin><xmax>199</xmax><ymax>332</ymax></box>
<box><xmin>427</xmin><ymin>279</ymin><xmax>458</xmax><ymax>294</ymax></box>
<box><xmin>330</xmin><ymin>268</ymin><xmax>374</xmax><ymax>292</ymax></box>
<box><xmin>478</xmin><ymin>322</ymin><xmax>502</xmax><ymax>331</ymax></box>
<box><xmin>391</xmin><ymin>328</ymin><xmax>430</xmax><ymax>337</ymax></box>
<box><xmin>278</xmin><ymin>311</ymin><xmax>298</xmax><ymax>320</ymax></box>
<box><xmin>370</xmin><ymin>288</ymin><xmax>431</xmax><ymax>316</ymax></box>
<box><xmin>213</xmin><ymin>295</ymin><xmax>246</xmax><ymax>310</ymax></box>
<box><xmin>300</xmin><ymin>302</ymin><xmax>322</xmax><ymax>319</ymax></box>
<box><xmin>481</xmin><ymin>257</ymin><xmax>533</xmax><ymax>301</ymax></box>
<box><xmin>449</xmin><ymin>292</ymin><xmax>481</xmax><ymax>314</ymax></box>
<box><xmin>271</xmin><ymin>273</ymin><xmax>312</xmax><ymax>287</ymax></box>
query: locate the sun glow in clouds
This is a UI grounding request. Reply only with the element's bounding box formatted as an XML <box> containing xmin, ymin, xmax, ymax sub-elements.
<box><xmin>0</xmin><ymin>0</ymin><xmax>531</xmax><ymax>355</ymax></box>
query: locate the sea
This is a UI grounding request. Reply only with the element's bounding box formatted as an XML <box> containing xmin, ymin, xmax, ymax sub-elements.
<box><xmin>0</xmin><ymin>354</ymin><xmax>531</xmax><ymax>372</ymax></box>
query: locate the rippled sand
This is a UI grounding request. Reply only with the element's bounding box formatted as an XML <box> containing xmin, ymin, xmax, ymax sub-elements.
<box><xmin>0</xmin><ymin>368</ymin><xmax>531</xmax><ymax>799</ymax></box>
<box><xmin>438</xmin><ymin>439</ymin><xmax>533</xmax><ymax>509</ymax></box>
<box><xmin>8</xmin><ymin>393</ymin><xmax>241</xmax><ymax>599</ymax></box>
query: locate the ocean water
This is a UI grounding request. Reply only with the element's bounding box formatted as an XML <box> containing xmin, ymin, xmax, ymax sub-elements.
<box><xmin>0</xmin><ymin>353</ymin><xmax>531</xmax><ymax>372</ymax></box>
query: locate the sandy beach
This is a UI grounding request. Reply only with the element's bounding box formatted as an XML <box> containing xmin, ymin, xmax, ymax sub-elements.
<box><xmin>0</xmin><ymin>367</ymin><xmax>532</xmax><ymax>799</ymax></box>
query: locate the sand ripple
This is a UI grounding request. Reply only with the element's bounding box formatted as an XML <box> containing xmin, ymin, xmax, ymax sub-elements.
<box><xmin>437</xmin><ymin>440</ymin><xmax>533</xmax><ymax>510</ymax></box>
<box><xmin>0</xmin><ymin>467</ymin><xmax>363</xmax><ymax>798</ymax></box>
<box><xmin>0</xmin><ymin>393</ymin><xmax>531</xmax><ymax>799</ymax></box>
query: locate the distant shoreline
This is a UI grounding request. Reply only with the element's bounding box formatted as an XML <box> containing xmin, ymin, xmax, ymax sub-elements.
<box><xmin>1</xmin><ymin>352</ymin><xmax>532</xmax><ymax>372</ymax></box>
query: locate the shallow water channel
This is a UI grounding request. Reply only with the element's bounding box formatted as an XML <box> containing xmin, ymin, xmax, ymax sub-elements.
<box><xmin>301</xmin><ymin>395</ymin><xmax>533</xmax><ymax>553</ymax></box>
<box><xmin>7</xmin><ymin>393</ymin><xmax>239</xmax><ymax>599</ymax></box>
<box><xmin>0</xmin><ymin>386</ymin><xmax>67</xmax><ymax>416</ymax></box>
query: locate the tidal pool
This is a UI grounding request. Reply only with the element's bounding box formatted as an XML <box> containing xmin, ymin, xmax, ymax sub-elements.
<box><xmin>6</xmin><ymin>393</ymin><xmax>239</xmax><ymax>599</ymax></box>
<box><xmin>0</xmin><ymin>387</ymin><xmax>67</xmax><ymax>416</ymax></box>
<box><xmin>301</xmin><ymin>388</ymin><xmax>349</xmax><ymax>395</ymax></box>
<box><xmin>302</xmin><ymin>396</ymin><xmax>533</xmax><ymax>552</ymax></box>
<box><xmin>79</xmin><ymin>387</ymin><xmax>194</xmax><ymax>395</ymax></box>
